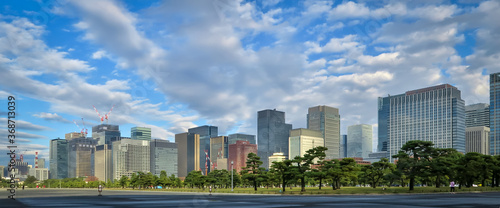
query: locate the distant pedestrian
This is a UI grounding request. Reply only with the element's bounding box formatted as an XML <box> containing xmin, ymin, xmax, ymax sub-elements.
<box><xmin>450</xmin><ymin>181</ymin><xmax>455</xmax><ymax>193</ymax></box>
<box><xmin>22</xmin><ymin>185</ymin><xmax>24</xmax><ymax>190</ymax></box>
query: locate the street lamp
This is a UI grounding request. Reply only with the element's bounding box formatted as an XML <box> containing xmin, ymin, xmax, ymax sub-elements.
<box><xmin>231</xmin><ymin>161</ymin><xmax>234</xmax><ymax>192</ymax></box>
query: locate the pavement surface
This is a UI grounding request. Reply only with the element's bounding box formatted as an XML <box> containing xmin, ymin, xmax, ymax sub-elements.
<box><xmin>1</xmin><ymin>188</ymin><xmax>500</xmax><ymax>208</ymax></box>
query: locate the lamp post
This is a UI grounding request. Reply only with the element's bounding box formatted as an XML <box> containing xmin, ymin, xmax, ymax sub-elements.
<box><xmin>231</xmin><ymin>161</ymin><xmax>234</xmax><ymax>192</ymax></box>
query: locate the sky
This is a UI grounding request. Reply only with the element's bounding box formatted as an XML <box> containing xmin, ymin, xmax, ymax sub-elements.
<box><xmin>0</xmin><ymin>0</ymin><xmax>498</xmax><ymax>167</ymax></box>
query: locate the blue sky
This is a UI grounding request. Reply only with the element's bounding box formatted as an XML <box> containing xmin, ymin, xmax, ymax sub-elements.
<box><xmin>0</xmin><ymin>0</ymin><xmax>498</xmax><ymax>166</ymax></box>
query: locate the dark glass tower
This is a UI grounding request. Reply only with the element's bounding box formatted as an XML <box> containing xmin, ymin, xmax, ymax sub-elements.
<box><xmin>92</xmin><ymin>124</ymin><xmax>121</xmax><ymax>146</ymax></box>
<box><xmin>188</xmin><ymin>125</ymin><xmax>218</xmax><ymax>174</ymax></box>
<box><xmin>49</xmin><ymin>138</ymin><xmax>68</xmax><ymax>179</ymax></box>
<box><xmin>257</xmin><ymin>109</ymin><xmax>292</xmax><ymax>169</ymax></box>
<box><xmin>490</xmin><ymin>73</ymin><xmax>500</xmax><ymax>155</ymax></box>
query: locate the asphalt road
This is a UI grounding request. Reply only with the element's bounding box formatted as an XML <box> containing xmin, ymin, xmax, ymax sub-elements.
<box><xmin>1</xmin><ymin>188</ymin><xmax>500</xmax><ymax>208</ymax></box>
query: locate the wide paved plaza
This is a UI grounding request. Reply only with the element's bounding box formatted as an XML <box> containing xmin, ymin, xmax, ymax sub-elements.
<box><xmin>1</xmin><ymin>188</ymin><xmax>500</xmax><ymax>207</ymax></box>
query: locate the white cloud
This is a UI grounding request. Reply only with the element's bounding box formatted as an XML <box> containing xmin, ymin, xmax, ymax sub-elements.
<box><xmin>328</xmin><ymin>1</ymin><xmax>370</xmax><ymax>20</ymax></box>
<box><xmin>32</xmin><ymin>112</ymin><xmax>71</xmax><ymax>123</ymax></box>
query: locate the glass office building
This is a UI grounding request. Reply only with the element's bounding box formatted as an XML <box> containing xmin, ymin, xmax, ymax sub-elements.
<box><xmin>188</xmin><ymin>126</ymin><xmax>218</xmax><ymax>174</ymax></box>
<box><xmin>131</xmin><ymin>127</ymin><xmax>152</xmax><ymax>140</ymax></box>
<box><xmin>150</xmin><ymin>139</ymin><xmax>178</xmax><ymax>177</ymax></box>
<box><xmin>49</xmin><ymin>138</ymin><xmax>68</xmax><ymax>179</ymax></box>
<box><xmin>92</xmin><ymin>124</ymin><xmax>121</xmax><ymax>146</ymax></box>
<box><xmin>491</xmin><ymin>72</ymin><xmax>500</xmax><ymax>155</ymax></box>
<box><xmin>379</xmin><ymin>84</ymin><xmax>466</xmax><ymax>161</ymax></box>
<box><xmin>257</xmin><ymin>109</ymin><xmax>292</xmax><ymax>169</ymax></box>
<box><xmin>228</xmin><ymin>133</ymin><xmax>256</xmax><ymax>144</ymax></box>
<box><xmin>307</xmin><ymin>105</ymin><xmax>341</xmax><ymax>159</ymax></box>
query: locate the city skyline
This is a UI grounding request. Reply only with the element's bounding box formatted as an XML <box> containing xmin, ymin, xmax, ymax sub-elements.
<box><xmin>0</xmin><ymin>0</ymin><xmax>498</xmax><ymax>165</ymax></box>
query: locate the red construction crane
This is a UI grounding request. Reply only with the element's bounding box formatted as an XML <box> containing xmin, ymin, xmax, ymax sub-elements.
<box><xmin>93</xmin><ymin>105</ymin><xmax>114</xmax><ymax>124</ymax></box>
<box><xmin>73</xmin><ymin>120</ymin><xmax>84</xmax><ymax>137</ymax></box>
<box><xmin>81</xmin><ymin>118</ymin><xmax>88</xmax><ymax>137</ymax></box>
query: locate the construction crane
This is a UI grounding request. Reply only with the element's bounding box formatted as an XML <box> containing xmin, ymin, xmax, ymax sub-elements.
<box><xmin>93</xmin><ymin>105</ymin><xmax>115</xmax><ymax>124</ymax></box>
<box><xmin>81</xmin><ymin>118</ymin><xmax>88</xmax><ymax>137</ymax></box>
<box><xmin>73</xmin><ymin>120</ymin><xmax>84</xmax><ymax>137</ymax></box>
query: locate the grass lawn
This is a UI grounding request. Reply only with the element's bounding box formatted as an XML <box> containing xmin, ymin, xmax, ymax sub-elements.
<box><xmin>107</xmin><ymin>186</ymin><xmax>500</xmax><ymax>195</ymax></box>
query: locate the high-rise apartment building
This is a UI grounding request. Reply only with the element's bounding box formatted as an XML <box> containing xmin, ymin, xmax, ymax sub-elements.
<box><xmin>112</xmin><ymin>138</ymin><xmax>150</xmax><ymax>180</ymax></box>
<box><xmin>340</xmin><ymin>134</ymin><xmax>347</xmax><ymax>158</ymax></box>
<box><xmin>228</xmin><ymin>133</ymin><xmax>256</xmax><ymax>144</ymax></box>
<box><xmin>188</xmin><ymin>126</ymin><xmax>218</xmax><ymax>174</ymax></box>
<box><xmin>379</xmin><ymin>84</ymin><xmax>466</xmax><ymax>161</ymax></box>
<box><xmin>92</xmin><ymin>124</ymin><xmax>121</xmax><ymax>146</ymax></box>
<box><xmin>289</xmin><ymin>128</ymin><xmax>324</xmax><ymax>163</ymax></box>
<box><xmin>228</xmin><ymin>140</ymin><xmax>258</xmax><ymax>173</ymax></box>
<box><xmin>307</xmin><ymin>105</ymin><xmax>341</xmax><ymax>159</ymax></box>
<box><xmin>175</xmin><ymin>132</ymin><xmax>200</xmax><ymax>178</ymax></box>
<box><xmin>150</xmin><ymin>139</ymin><xmax>178</xmax><ymax>177</ymax></box>
<box><xmin>466</xmin><ymin>103</ymin><xmax>490</xmax><ymax>128</ymax></box>
<box><xmin>94</xmin><ymin>144</ymin><xmax>112</xmax><ymax>182</ymax></box>
<box><xmin>131</xmin><ymin>127</ymin><xmax>152</xmax><ymax>140</ymax></box>
<box><xmin>68</xmin><ymin>137</ymin><xmax>97</xmax><ymax>178</ymax></box>
<box><xmin>490</xmin><ymin>72</ymin><xmax>500</xmax><ymax>155</ymax></box>
<box><xmin>49</xmin><ymin>138</ymin><xmax>68</xmax><ymax>179</ymax></box>
<box><xmin>347</xmin><ymin>124</ymin><xmax>373</xmax><ymax>159</ymax></box>
<box><xmin>466</xmin><ymin>126</ymin><xmax>490</xmax><ymax>155</ymax></box>
<box><xmin>210</xmin><ymin>136</ymin><xmax>228</xmax><ymax>170</ymax></box>
<box><xmin>258</xmin><ymin>109</ymin><xmax>292</xmax><ymax>169</ymax></box>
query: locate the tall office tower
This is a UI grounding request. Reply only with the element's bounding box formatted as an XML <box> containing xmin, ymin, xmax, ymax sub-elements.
<box><xmin>68</xmin><ymin>137</ymin><xmax>97</xmax><ymax>178</ymax></box>
<box><xmin>49</xmin><ymin>138</ymin><xmax>68</xmax><ymax>179</ymax></box>
<box><xmin>347</xmin><ymin>124</ymin><xmax>373</xmax><ymax>159</ymax></box>
<box><xmin>378</xmin><ymin>96</ymin><xmax>390</xmax><ymax>152</ymax></box>
<box><xmin>268</xmin><ymin>152</ymin><xmax>286</xmax><ymax>169</ymax></box>
<box><xmin>258</xmin><ymin>109</ymin><xmax>293</xmax><ymax>169</ymax></box>
<box><xmin>150</xmin><ymin>139</ymin><xmax>178</xmax><ymax>177</ymax></box>
<box><xmin>188</xmin><ymin>126</ymin><xmax>218</xmax><ymax>174</ymax></box>
<box><xmin>175</xmin><ymin>133</ymin><xmax>200</xmax><ymax>177</ymax></box>
<box><xmin>340</xmin><ymin>135</ymin><xmax>347</xmax><ymax>158</ymax></box>
<box><xmin>466</xmin><ymin>126</ymin><xmax>490</xmax><ymax>155</ymax></box>
<box><xmin>307</xmin><ymin>105</ymin><xmax>341</xmax><ymax>159</ymax></box>
<box><xmin>131</xmin><ymin>127</ymin><xmax>152</xmax><ymax>140</ymax></box>
<box><xmin>210</xmin><ymin>136</ymin><xmax>228</xmax><ymax>170</ymax></box>
<box><xmin>228</xmin><ymin>133</ymin><xmax>256</xmax><ymax>144</ymax></box>
<box><xmin>65</xmin><ymin>132</ymin><xmax>82</xmax><ymax>141</ymax></box>
<box><xmin>92</xmin><ymin>124</ymin><xmax>121</xmax><ymax>146</ymax></box>
<box><xmin>289</xmin><ymin>128</ymin><xmax>324</xmax><ymax>163</ymax></box>
<box><xmin>228</xmin><ymin>140</ymin><xmax>257</xmax><ymax>173</ymax></box>
<box><xmin>112</xmin><ymin>138</ymin><xmax>150</xmax><ymax>180</ymax></box>
<box><xmin>491</xmin><ymin>72</ymin><xmax>500</xmax><ymax>155</ymax></box>
<box><xmin>466</xmin><ymin>103</ymin><xmax>490</xmax><ymax>127</ymax></box>
<box><xmin>0</xmin><ymin>166</ymin><xmax>4</xmax><ymax>178</ymax></box>
<box><xmin>94</xmin><ymin>144</ymin><xmax>112</xmax><ymax>182</ymax></box>
<box><xmin>379</xmin><ymin>84</ymin><xmax>466</xmax><ymax>161</ymax></box>
<box><xmin>28</xmin><ymin>168</ymin><xmax>49</xmax><ymax>181</ymax></box>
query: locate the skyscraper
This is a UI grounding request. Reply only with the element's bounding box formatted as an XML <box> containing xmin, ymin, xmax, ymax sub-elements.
<box><xmin>378</xmin><ymin>96</ymin><xmax>391</xmax><ymax>152</ymax></box>
<box><xmin>210</xmin><ymin>136</ymin><xmax>228</xmax><ymax>170</ymax></box>
<box><xmin>466</xmin><ymin>126</ymin><xmax>490</xmax><ymax>155</ymax></box>
<box><xmin>490</xmin><ymin>72</ymin><xmax>500</xmax><ymax>155</ymax></box>
<box><xmin>379</xmin><ymin>84</ymin><xmax>466</xmax><ymax>161</ymax></box>
<box><xmin>228</xmin><ymin>133</ymin><xmax>256</xmax><ymax>144</ymax></box>
<box><xmin>228</xmin><ymin>140</ymin><xmax>257</xmax><ymax>173</ymax></box>
<box><xmin>112</xmin><ymin>138</ymin><xmax>150</xmax><ymax>180</ymax></box>
<box><xmin>94</xmin><ymin>144</ymin><xmax>112</xmax><ymax>182</ymax></box>
<box><xmin>131</xmin><ymin>127</ymin><xmax>152</xmax><ymax>140</ymax></box>
<box><xmin>49</xmin><ymin>138</ymin><xmax>68</xmax><ymax>179</ymax></box>
<box><xmin>289</xmin><ymin>128</ymin><xmax>324</xmax><ymax>163</ymax></box>
<box><xmin>92</xmin><ymin>124</ymin><xmax>121</xmax><ymax>146</ymax></box>
<box><xmin>150</xmin><ymin>139</ymin><xmax>178</xmax><ymax>177</ymax></box>
<box><xmin>188</xmin><ymin>126</ymin><xmax>218</xmax><ymax>174</ymax></box>
<box><xmin>347</xmin><ymin>124</ymin><xmax>373</xmax><ymax>159</ymax></box>
<box><xmin>37</xmin><ymin>158</ymin><xmax>45</xmax><ymax>169</ymax></box>
<box><xmin>340</xmin><ymin>134</ymin><xmax>347</xmax><ymax>158</ymax></box>
<box><xmin>175</xmin><ymin>132</ymin><xmax>200</xmax><ymax>177</ymax></box>
<box><xmin>257</xmin><ymin>109</ymin><xmax>292</xmax><ymax>169</ymax></box>
<box><xmin>68</xmin><ymin>137</ymin><xmax>97</xmax><ymax>178</ymax></box>
<box><xmin>466</xmin><ymin>103</ymin><xmax>490</xmax><ymax>128</ymax></box>
<box><xmin>307</xmin><ymin>105</ymin><xmax>341</xmax><ymax>159</ymax></box>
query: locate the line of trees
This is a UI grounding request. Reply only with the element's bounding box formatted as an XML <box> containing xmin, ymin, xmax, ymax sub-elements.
<box><xmin>181</xmin><ymin>140</ymin><xmax>499</xmax><ymax>192</ymax></box>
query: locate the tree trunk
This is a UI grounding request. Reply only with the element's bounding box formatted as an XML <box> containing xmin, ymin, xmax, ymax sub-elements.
<box><xmin>254</xmin><ymin>179</ymin><xmax>257</xmax><ymax>191</ymax></box>
<box><xmin>409</xmin><ymin>177</ymin><xmax>414</xmax><ymax>191</ymax></box>
<box><xmin>435</xmin><ymin>176</ymin><xmax>440</xmax><ymax>188</ymax></box>
<box><xmin>319</xmin><ymin>178</ymin><xmax>322</xmax><ymax>190</ymax></box>
<box><xmin>301</xmin><ymin>176</ymin><xmax>306</xmax><ymax>192</ymax></box>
